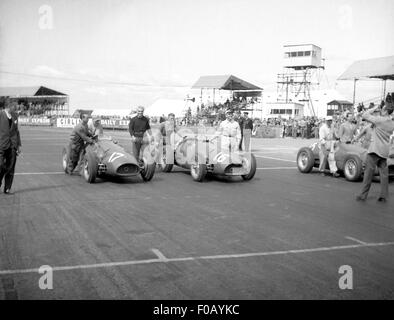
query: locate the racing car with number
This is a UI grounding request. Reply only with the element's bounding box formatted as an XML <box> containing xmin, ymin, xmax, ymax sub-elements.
<box><xmin>158</xmin><ymin>133</ymin><xmax>256</xmax><ymax>182</ymax></box>
<box><xmin>62</xmin><ymin>135</ymin><xmax>156</xmax><ymax>183</ymax></box>
<box><xmin>296</xmin><ymin>141</ymin><xmax>394</xmax><ymax>181</ymax></box>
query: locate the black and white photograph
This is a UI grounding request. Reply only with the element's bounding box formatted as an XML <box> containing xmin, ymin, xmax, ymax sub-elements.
<box><xmin>0</xmin><ymin>0</ymin><xmax>394</xmax><ymax>307</ymax></box>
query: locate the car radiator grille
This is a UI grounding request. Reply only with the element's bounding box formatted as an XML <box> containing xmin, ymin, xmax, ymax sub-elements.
<box><xmin>117</xmin><ymin>164</ymin><xmax>139</xmax><ymax>175</ymax></box>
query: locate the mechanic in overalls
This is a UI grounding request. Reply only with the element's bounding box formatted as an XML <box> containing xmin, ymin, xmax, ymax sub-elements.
<box><xmin>66</xmin><ymin>113</ymin><xmax>94</xmax><ymax>174</ymax></box>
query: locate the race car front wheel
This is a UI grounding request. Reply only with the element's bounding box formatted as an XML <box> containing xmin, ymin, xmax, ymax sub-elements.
<box><xmin>344</xmin><ymin>155</ymin><xmax>362</xmax><ymax>182</ymax></box>
<box><xmin>190</xmin><ymin>164</ymin><xmax>207</xmax><ymax>182</ymax></box>
<box><xmin>83</xmin><ymin>152</ymin><xmax>98</xmax><ymax>183</ymax></box>
<box><xmin>141</xmin><ymin>158</ymin><xmax>156</xmax><ymax>181</ymax></box>
<box><xmin>297</xmin><ymin>147</ymin><xmax>315</xmax><ymax>173</ymax></box>
<box><xmin>242</xmin><ymin>153</ymin><xmax>257</xmax><ymax>181</ymax></box>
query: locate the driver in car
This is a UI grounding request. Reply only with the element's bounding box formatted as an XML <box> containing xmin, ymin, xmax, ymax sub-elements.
<box><xmin>66</xmin><ymin>113</ymin><xmax>94</xmax><ymax>174</ymax></box>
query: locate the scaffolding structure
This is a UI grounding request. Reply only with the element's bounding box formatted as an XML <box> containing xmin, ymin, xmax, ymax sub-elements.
<box><xmin>276</xmin><ymin>44</ymin><xmax>325</xmax><ymax>117</ymax></box>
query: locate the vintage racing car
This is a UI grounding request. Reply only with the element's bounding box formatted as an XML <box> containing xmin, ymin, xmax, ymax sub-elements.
<box><xmin>158</xmin><ymin>133</ymin><xmax>256</xmax><ymax>182</ymax></box>
<box><xmin>62</xmin><ymin>135</ymin><xmax>156</xmax><ymax>183</ymax></box>
<box><xmin>296</xmin><ymin>141</ymin><xmax>394</xmax><ymax>181</ymax></box>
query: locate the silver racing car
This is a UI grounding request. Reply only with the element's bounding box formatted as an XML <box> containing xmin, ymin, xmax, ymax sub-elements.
<box><xmin>158</xmin><ymin>134</ymin><xmax>256</xmax><ymax>182</ymax></box>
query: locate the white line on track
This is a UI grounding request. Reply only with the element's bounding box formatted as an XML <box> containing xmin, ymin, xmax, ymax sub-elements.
<box><xmin>345</xmin><ymin>236</ymin><xmax>368</xmax><ymax>245</ymax></box>
<box><xmin>1</xmin><ymin>241</ymin><xmax>393</xmax><ymax>276</ymax></box>
<box><xmin>151</xmin><ymin>249</ymin><xmax>169</xmax><ymax>262</ymax></box>
<box><xmin>15</xmin><ymin>172</ymin><xmax>64</xmax><ymax>176</ymax></box>
<box><xmin>257</xmin><ymin>167</ymin><xmax>297</xmax><ymax>170</ymax></box>
<box><xmin>255</xmin><ymin>155</ymin><xmax>296</xmax><ymax>163</ymax></box>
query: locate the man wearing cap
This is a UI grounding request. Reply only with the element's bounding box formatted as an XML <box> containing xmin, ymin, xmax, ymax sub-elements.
<box><xmin>66</xmin><ymin>113</ymin><xmax>94</xmax><ymax>174</ymax></box>
<box><xmin>129</xmin><ymin>106</ymin><xmax>151</xmax><ymax>161</ymax></box>
<box><xmin>242</xmin><ymin>112</ymin><xmax>253</xmax><ymax>151</ymax></box>
<box><xmin>0</xmin><ymin>100</ymin><xmax>22</xmax><ymax>194</ymax></box>
<box><xmin>218</xmin><ymin>110</ymin><xmax>241</xmax><ymax>152</ymax></box>
<box><xmin>318</xmin><ymin>116</ymin><xmax>339</xmax><ymax>177</ymax></box>
<box><xmin>356</xmin><ymin>103</ymin><xmax>394</xmax><ymax>202</ymax></box>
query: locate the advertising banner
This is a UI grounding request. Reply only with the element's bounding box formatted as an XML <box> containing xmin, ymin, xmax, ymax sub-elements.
<box><xmin>18</xmin><ymin>117</ymin><xmax>52</xmax><ymax>126</ymax></box>
<box><xmin>56</xmin><ymin>118</ymin><xmax>80</xmax><ymax>128</ymax></box>
<box><xmin>100</xmin><ymin>119</ymin><xmax>129</xmax><ymax>130</ymax></box>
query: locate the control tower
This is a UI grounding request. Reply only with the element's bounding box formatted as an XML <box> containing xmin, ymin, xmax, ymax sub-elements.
<box><xmin>277</xmin><ymin>44</ymin><xmax>325</xmax><ymax>116</ymax></box>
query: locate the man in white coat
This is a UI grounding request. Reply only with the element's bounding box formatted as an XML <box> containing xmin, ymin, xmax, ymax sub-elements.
<box><xmin>218</xmin><ymin>110</ymin><xmax>242</xmax><ymax>153</ymax></box>
<box><xmin>318</xmin><ymin>116</ymin><xmax>340</xmax><ymax>177</ymax></box>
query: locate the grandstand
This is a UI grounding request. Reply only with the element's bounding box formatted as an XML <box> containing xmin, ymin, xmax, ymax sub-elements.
<box><xmin>0</xmin><ymin>86</ymin><xmax>69</xmax><ymax>116</ymax></box>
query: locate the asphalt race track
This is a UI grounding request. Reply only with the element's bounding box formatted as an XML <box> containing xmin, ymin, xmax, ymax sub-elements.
<box><xmin>0</xmin><ymin>127</ymin><xmax>393</xmax><ymax>299</ymax></box>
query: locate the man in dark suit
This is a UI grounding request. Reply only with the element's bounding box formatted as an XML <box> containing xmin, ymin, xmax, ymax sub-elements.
<box><xmin>356</xmin><ymin>102</ymin><xmax>394</xmax><ymax>202</ymax></box>
<box><xmin>235</xmin><ymin>111</ymin><xmax>244</xmax><ymax>150</ymax></box>
<box><xmin>0</xmin><ymin>100</ymin><xmax>22</xmax><ymax>194</ymax></box>
<box><xmin>242</xmin><ymin>112</ymin><xmax>254</xmax><ymax>152</ymax></box>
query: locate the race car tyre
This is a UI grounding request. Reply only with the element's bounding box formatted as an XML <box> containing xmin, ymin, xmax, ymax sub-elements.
<box><xmin>141</xmin><ymin>158</ymin><xmax>156</xmax><ymax>181</ymax></box>
<box><xmin>62</xmin><ymin>146</ymin><xmax>70</xmax><ymax>173</ymax></box>
<box><xmin>343</xmin><ymin>155</ymin><xmax>363</xmax><ymax>182</ymax></box>
<box><xmin>190</xmin><ymin>164</ymin><xmax>207</xmax><ymax>182</ymax></box>
<box><xmin>297</xmin><ymin>147</ymin><xmax>315</xmax><ymax>173</ymax></box>
<box><xmin>242</xmin><ymin>153</ymin><xmax>257</xmax><ymax>181</ymax></box>
<box><xmin>159</xmin><ymin>149</ymin><xmax>173</xmax><ymax>172</ymax></box>
<box><xmin>83</xmin><ymin>152</ymin><xmax>98</xmax><ymax>183</ymax></box>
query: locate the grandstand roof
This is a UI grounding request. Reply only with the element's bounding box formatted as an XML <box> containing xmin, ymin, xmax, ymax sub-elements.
<box><xmin>0</xmin><ymin>86</ymin><xmax>68</xmax><ymax>97</ymax></box>
<box><xmin>192</xmin><ymin>75</ymin><xmax>262</xmax><ymax>90</ymax></box>
<box><xmin>338</xmin><ymin>56</ymin><xmax>394</xmax><ymax>81</ymax></box>
<box><xmin>72</xmin><ymin>109</ymin><xmax>93</xmax><ymax>117</ymax></box>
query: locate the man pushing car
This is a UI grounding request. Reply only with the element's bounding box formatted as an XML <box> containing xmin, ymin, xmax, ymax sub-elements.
<box><xmin>66</xmin><ymin>113</ymin><xmax>94</xmax><ymax>174</ymax></box>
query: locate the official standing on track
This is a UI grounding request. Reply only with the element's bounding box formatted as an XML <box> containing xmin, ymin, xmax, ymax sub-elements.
<box><xmin>129</xmin><ymin>106</ymin><xmax>151</xmax><ymax>161</ymax></box>
<box><xmin>242</xmin><ymin>112</ymin><xmax>253</xmax><ymax>152</ymax></box>
<box><xmin>236</xmin><ymin>111</ymin><xmax>244</xmax><ymax>151</ymax></box>
<box><xmin>66</xmin><ymin>113</ymin><xmax>94</xmax><ymax>174</ymax></box>
<box><xmin>356</xmin><ymin>103</ymin><xmax>394</xmax><ymax>202</ymax></box>
<box><xmin>338</xmin><ymin>113</ymin><xmax>356</xmax><ymax>144</ymax></box>
<box><xmin>0</xmin><ymin>100</ymin><xmax>21</xmax><ymax>194</ymax></box>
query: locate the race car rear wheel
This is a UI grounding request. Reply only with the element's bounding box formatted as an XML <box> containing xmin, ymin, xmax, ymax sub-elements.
<box><xmin>344</xmin><ymin>155</ymin><xmax>362</xmax><ymax>182</ymax></box>
<box><xmin>190</xmin><ymin>163</ymin><xmax>207</xmax><ymax>182</ymax></box>
<box><xmin>141</xmin><ymin>158</ymin><xmax>156</xmax><ymax>181</ymax></box>
<box><xmin>297</xmin><ymin>147</ymin><xmax>315</xmax><ymax>173</ymax></box>
<box><xmin>62</xmin><ymin>147</ymin><xmax>69</xmax><ymax>173</ymax></box>
<box><xmin>242</xmin><ymin>153</ymin><xmax>257</xmax><ymax>181</ymax></box>
<box><xmin>83</xmin><ymin>152</ymin><xmax>98</xmax><ymax>183</ymax></box>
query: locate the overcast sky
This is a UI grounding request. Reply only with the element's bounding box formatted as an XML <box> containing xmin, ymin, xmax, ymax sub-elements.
<box><xmin>0</xmin><ymin>0</ymin><xmax>393</xmax><ymax>110</ymax></box>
